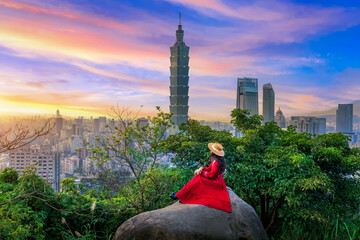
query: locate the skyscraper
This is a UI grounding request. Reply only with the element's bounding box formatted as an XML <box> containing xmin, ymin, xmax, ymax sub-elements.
<box><xmin>93</xmin><ymin>118</ymin><xmax>100</xmax><ymax>134</ymax></box>
<box><xmin>235</xmin><ymin>77</ymin><xmax>258</xmax><ymax>137</ymax></box>
<box><xmin>236</xmin><ymin>77</ymin><xmax>258</xmax><ymax>115</ymax></box>
<box><xmin>336</xmin><ymin>104</ymin><xmax>353</xmax><ymax>133</ymax></box>
<box><xmin>55</xmin><ymin>109</ymin><xmax>63</xmax><ymax>136</ymax></box>
<box><xmin>263</xmin><ymin>83</ymin><xmax>275</xmax><ymax>123</ymax></box>
<box><xmin>275</xmin><ymin>107</ymin><xmax>286</xmax><ymax>128</ymax></box>
<box><xmin>169</xmin><ymin>13</ymin><xmax>190</xmax><ymax>126</ymax></box>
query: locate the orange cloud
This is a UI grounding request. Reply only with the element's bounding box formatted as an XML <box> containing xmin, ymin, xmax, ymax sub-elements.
<box><xmin>0</xmin><ymin>17</ymin><xmax>165</xmax><ymax>63</ymax></box>
<box><xmin>74</xmin><ymin>63</ymin><xmax>166</xmax><ymax>88</ymax></box>
<box><xmin>0</xmin><ymin>0</ymin><xmax>132</xmax><ymax>32</ymax></box>
<box><xmin>0</xmin><ymin>1</ymin><xmax>258</xmax><ymax>77</ymax></box>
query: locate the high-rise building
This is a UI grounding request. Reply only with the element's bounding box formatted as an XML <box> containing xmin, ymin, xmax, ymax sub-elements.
<box><xmin>169</xmin><ymin>13</ymin><xmax>190</xmax><ymax>126</ymax></box>
<box><xmin>75</xmin><ymin>117</ymin><xmax>83</xmax><ymax>126</ymax></box>
<box><xmin>235</xmin><ymin>77</ymin><xmax>258</xmax><ymax>137</ymax></box>
<box><xmin>62</xmin><ymin>155</ymin><xmax>80</xmax><ymax>175</ymax></box>
<box><xmin>70</xmin><ymin>135</ymin><xmax>83</xmax><ymax>154</ymax></box>
<box><xmin>8</xmin><ymin>144</ymin><xmax>61</xmax><ymax>191</ymax></box>
<box><xmin>317</xmin><ymin>118</ymin><xmax>327</xmax><ymax>135</ymax></box>
<box><xmin>336</xmin><ymin>104</ymin><xmax>353</xmax><ymax>134</ymax></box>
<box><xmin>275</xmin><ymin>107</ymin><xmax>286</xmax><ymax>128</ymax></box>
<box><xmin>290</xmin><ymin>116</ymin><xmax>326</xmax><ymax>135</ymax></box>
<box><xmin>236</xmin><ymin>78</ymin><xmax>258</xmax><ymax>115</ymax></box>
<box><xmin>71</xmin><ymin>124</ymin><xmax>80</xmax><ymax>135</ymax></box>
<box><xmin>93</xmin><ymin>118</ymin><xmax>100</xmax><ymax>134</ymax></box>
<box><xmin>99</xmin><ymin>116</ymin><xmax>107</xmax><ymax>130</ymax></box>
<box><xmin>263</xmin><ymin>83</ymin><xmax>275</xmax><ymax>123</ymax></box>
<box><xmin>55</xmin><ymin>109</ymin><xmax>63</xmax><ymax>136</ymax></box>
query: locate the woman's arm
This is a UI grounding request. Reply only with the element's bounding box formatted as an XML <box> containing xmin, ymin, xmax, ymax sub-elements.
<box><xmin>202</xmin><ymin>165</ymin><xmax>210</xmax><ymax>172</ymax></box>
<box><xmin>201</xmin><ymin>161</ymin><xmax>220</xmax><ymax>179</ymax></box>
<box><xmin>194</xmin><ymin>167</ymin><xmax>204</xmax><ymax>176</ymax></box>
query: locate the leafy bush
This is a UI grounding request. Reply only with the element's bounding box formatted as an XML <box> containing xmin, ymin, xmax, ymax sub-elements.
<box><xmin>0</xmin><ymin>168</ymin><xmax>18</xmax><ymax>183</ymax></box>
<box><xmin>163</xmin><ymin>109</ymin><xmax>360</xmax><ymax>239</ymax></box>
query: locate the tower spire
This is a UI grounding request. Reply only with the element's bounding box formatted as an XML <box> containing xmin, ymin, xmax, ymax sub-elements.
<box><xmin>176</xmin><ymin>13</ymin><xmax>184</xmax><ymax>43</ymax></box>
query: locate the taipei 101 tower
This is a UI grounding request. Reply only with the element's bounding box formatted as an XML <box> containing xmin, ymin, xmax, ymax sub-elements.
<box><xmin>169</xmin><ymin>13</ymin><xmax>190</xmax><ymax>126</ymax></box>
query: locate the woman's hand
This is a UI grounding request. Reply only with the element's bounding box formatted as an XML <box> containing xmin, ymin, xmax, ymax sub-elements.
<box><xmin>194</xmin><ymin>167</ymin><xmax>204</xmax><ymax>176</ymax></box>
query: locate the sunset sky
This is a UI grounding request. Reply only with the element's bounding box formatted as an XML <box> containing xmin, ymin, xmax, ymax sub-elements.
<box><xmin>0</xmin><ymin>0</ymin><xmax>359</xmax><ymax>121</ymax></box>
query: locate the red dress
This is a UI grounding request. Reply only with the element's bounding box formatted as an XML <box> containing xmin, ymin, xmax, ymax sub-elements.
<box><xmin>176</xmin><ymin>161</ymin><xmax>231</xmax><ymax>213</ymax></box>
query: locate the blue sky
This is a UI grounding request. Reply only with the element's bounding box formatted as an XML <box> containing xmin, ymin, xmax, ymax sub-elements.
<box><xmin>0</xmin><ymin>0</ymin><xmax>359</xmax><ymax>120</ymax></box>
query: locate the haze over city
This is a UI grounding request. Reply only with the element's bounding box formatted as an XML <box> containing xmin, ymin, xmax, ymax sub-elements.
<box><xmin>0</xmin><ymin>0</ymin><xmax>360</xmax><ymax>121</ymax></box>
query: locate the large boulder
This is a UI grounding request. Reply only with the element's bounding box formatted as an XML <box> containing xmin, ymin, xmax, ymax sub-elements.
<box><xmin>114</xmin><ymin>187</ymin><xmax>268</xmax><ymax>240</ymax></box>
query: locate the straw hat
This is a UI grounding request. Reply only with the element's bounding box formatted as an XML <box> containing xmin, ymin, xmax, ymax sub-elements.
<box><xmin>208</xmin><ymin>142</ymin><xmax>225</xmax><ymax>157</ymax></box>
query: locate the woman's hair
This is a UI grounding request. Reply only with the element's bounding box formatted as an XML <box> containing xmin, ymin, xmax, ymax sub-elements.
<box><xmin>211</xmin><ymin>153</ymin><xmax>226</xmax><ymax>173</ymax></box>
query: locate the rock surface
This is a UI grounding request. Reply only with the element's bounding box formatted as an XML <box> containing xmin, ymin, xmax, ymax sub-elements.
<box><xmin>114</xmin><ymin>187</ymin><xmax>268</xmax><ymax>240</ymax></box>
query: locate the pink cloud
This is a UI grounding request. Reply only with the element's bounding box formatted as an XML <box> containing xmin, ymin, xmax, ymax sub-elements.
<box><xmin>0</xmin><ymin>0</ymin><xmax>132</xmax><ymax>32</ymax></box>
<box><xmin>1</xmin><ymin>0</ymin><xmax>358</xmax><ymax>79</ymax></box>
<box><xmin>165</xmin><ymin>0</ymin><xmax>284</xmax><ymax>21</ymax></box>
<box><xmin>168</xmin><ymin>0</ymin><xmax>360</xmax><ymax>57</ymax></box>
<box><xmin>0</xmin><ymin>0</ymin><xmax>359</xmax><ymax>120</ymax></box>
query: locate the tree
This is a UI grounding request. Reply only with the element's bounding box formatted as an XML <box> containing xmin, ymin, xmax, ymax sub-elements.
<box><xmin>0</xmin><ymin>119</ymin><xmax>54</xmax><ymax>153</ymax></box>
<box><xmin>0</xmin><ymin>163</ymin><xmax>127</xmax><ymax>239</ymax></box>
<box><xmin>228</xmin><ymin>111</ymin><xmax>360</xmax><ymax>235</ymax></box>
<box><xmin>0</xmin><ymin>168</ymin><xmax>18</xmax><ymax>183</ymax></box>
<box><xmin>230</xmin><ymin>108</ymin><xmax>263</xmax><ymax>133</ymax></box>
<box><xmin>162</xmin><ymin>119</ymin><xmax>242</xmax><ymax>172</ymax></box>
<box><xmin>163</xmin><ymin>110</ymin><xmax>360</xmax><ymax>238</ymax></box>
<box><xmin>87</xmin><ymin>106</ymin><xmax>180</xmax><ymax>213</ymax></box>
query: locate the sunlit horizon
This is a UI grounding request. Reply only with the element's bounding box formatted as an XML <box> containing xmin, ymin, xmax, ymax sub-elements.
<box><xmin>1</xmin><ymin>0</ymin><xmax>360</xmax><ymax>121</ymax></box>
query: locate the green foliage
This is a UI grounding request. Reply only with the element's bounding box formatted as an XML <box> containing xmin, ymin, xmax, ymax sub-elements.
<box><xmin>163</xmin><ymin>112</ymin><xmax>360</xmax><ymax>239</ymax></box>
<box><xmin>0</xmin><ymin>167</ymin><xmax>19</xmax><ymax>183</ymax></box>
<box><xmin>0</xmin><ymin>165</ymin><xmax>52</xmax><ymax>239</ymax></box>
<box><xmin>116</xmin><ymin>166</ymin><xmax>181</xmax><ymax>212</ymax></box>
<box><xmin>231</xmin><ymin>114</ymin><xmax>360</xmax><ymax>236</ymax></box>
<box><xmin>87</xmin><ymin>106</ymin><xmax>176</xmax><ymax>213</ymax></box>
<box><xmin>1</xmin><ymin>108</ymin><xmax>360</xmax><ymax>239</ymax></box>
<box><xmin>61</xmin><ymin>177</ymin><xmax>81</xmax><ymax>195</ymax></box>
<box><xmin>162</xmin><ymin>119</ymin><xmax>239</xmax><ymax>169</ymax></box>
<box><xmin>230</xmin><ymin>108</ymin><xmax>263</xmax><ymax>132</ymax></box>
<box><xmin>0</xmin><ymin>167</ymin><xmax>135</xmax><ymax>239</ymax></box>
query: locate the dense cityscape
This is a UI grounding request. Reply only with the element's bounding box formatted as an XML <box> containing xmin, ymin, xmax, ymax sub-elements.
<box><xmin>0</xmin><ymin>16</ymin><xmax>359</xmax><ymax>193</ymax></box>
<box><xmin>1</xmin><ymin>0</ymin><xmax>360</xmax><ymax>239</ymax></box>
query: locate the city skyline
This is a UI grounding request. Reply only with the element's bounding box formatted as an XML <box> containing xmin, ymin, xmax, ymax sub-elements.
<box><xmin>0</xmin><ymin>0</ymin><xmax>360</xmax><ymax>121</ymax></box>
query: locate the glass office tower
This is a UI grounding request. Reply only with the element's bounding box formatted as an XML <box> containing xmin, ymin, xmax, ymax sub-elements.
<box><xmin>235</xmin><ymin>77</ymin><xmax>258</xmax><ymax>137</ymax></box>
<box><xmin>263</xmin><ymin>83</ymin><xmax>275</xmax><ymax>123</ymax></box>
<box><xmin>336</xmin><ymin>104</ymin><xmax>353</xmax><ymax>133</ymax></box>
<box><xmin>236</xmin><ymin>77</ymin><xmax>258</xmax><ymax>115</ymax></box>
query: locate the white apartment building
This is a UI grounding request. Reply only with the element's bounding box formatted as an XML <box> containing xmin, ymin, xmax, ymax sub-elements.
<box><xmin>61</xmin><ymin>155</ymin><xmax>80</xmax><ymax>175</ymax></box>
<box><xmin>0</xmin><ymin>153</ymin><xmax>9</xmax><ymax>171</ymax></box>
<box><xmin>8</xmin><ymin>144</ymin><xmax>61</xmax><ymax>191</ymax></box>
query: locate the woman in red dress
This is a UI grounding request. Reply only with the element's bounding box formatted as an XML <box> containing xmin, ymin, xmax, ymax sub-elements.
<box><xmin>170</xmin><ymin>143</ymin><xmax>231</xmax><ymax>213</ymax></box>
